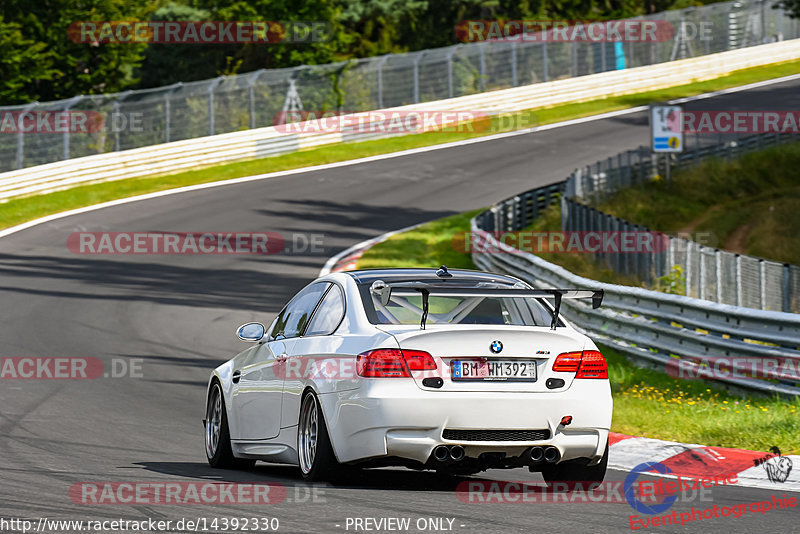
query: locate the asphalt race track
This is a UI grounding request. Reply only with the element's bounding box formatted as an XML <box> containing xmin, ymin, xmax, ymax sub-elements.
<box><xmin>2</xmin><ymin>78</ymin><xmax>799</xmax><ymax>534</ymax></box>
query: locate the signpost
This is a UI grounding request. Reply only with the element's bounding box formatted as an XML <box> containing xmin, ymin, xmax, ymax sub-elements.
<box><xmin>650</xmin><ymin>105</ymin><xmax>683</xmax><ymax>184</ymax></box>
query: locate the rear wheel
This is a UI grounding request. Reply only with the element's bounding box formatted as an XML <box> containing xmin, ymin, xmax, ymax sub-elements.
<box><xmin>205</xmin><ymin>382</ymin><xmax>255</xmax><ymax>469</ymax></box>
<box><xmin>541</xmin><ymin>440</ymin><xmax>608</xmax><ymax>486</ymax></box>
<box><xmin>298</xmin><ymin>390</ymin><xmax>340</xmax><ymax>481</ymax></box>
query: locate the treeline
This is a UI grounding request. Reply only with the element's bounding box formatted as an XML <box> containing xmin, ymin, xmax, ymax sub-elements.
<box><xmin>2</xmin><ymin>0</ymin><xmax>726</xmax><ymax>105</ymax></box>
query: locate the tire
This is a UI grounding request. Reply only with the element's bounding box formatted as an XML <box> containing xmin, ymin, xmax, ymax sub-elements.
<box><xmin>205</xmin><ymin>381</ymin><xmax>255</xmax><ymax>469</ymax></box>
<box><xmin>297</xmin><ymin>390</ymin><xmax>340</xmax><ymax>481</ymax></box>
<box><xmin>541</xmin><ymin>440</ymin><xmax>608</xmax><ymax>486</ymax></box>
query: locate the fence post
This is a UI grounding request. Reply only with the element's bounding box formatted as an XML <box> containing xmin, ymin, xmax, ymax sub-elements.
<box><xmin>759</xmin><ymin>259</ymin><xmax>766</xmax><ymax>309</ymax></box>
<box><xmin>572</xmin><ymin>41</ymin><xmax>578</xmax><ymax>76</ymax></box>
<box><xmin>377</xmin><ymin>55</ymin><xmax>389</xmax><ymax>108</ymax></box>
<box><xmin>62</xmin><ymin>95</ymin><xmax>84</xmax><ymax>160</ymax></box>
<box><xmin>715</xmin><ymin>250</ymin><xmax>723</xmax><ymax>303</ymax></box>
<box><xmin>479</xmin><ymin>45</ymin><xmax>486</xmax><ymax>91</ymax></box>
<box><xmin>413</xmin><ymin>52</ymin><xmax>423</xmax><ymax>103</ymax></box>
<box><xmin>16</xmin><ymin>102</ymin><xmax>37</xmax><ymax>169</ymax></box>
<box><xmin>112</xmin><ymin>100</ymin><xmax>121</xmax><ymax>152</ymax></box>
<box><xmin>446</xmin><ymin>48</ymin><xmax>456</xmax><ymax>98</ymax></box>
<box><xmin>163</xmin><ymin>83</ymin><xmax>181</xmax><ymax>143</ymax></box>
<box><xmin>247</xmin><ymin>70</ymin><xmax>263</xmax><ymax>129</ymax></box>
<box><xmin>699</xmin><ymin>247</ymin><xmax>706</xmax><ymax>300</ymax></box>
<box><xmin>685</xmin><ymin>242</ymin><xmax>692</xmax><ymax>297</ymax></box>
<box><xmin>783</xmin><ymin>264</ymin><xmax>791</xmax><ymax>312</ymax></box>
<box><xmin>511</xmin><ymin>197</ymin><xmax>520</xmax><ymax>230</ymax></box>
<box><xmin>601</xmin><ymin>41</ymin><xmax>607</xmax><ymax>72</ymax></box>
<box><xmin>112</xmin><ymin>90</ymin><xmax>132</xmax><ymax>152</ymax></box>
<box><xmin>207</xmin><ymin>77</ymin><xmax>224</xmax><ymax>136</ymax></box>
<box><xmin>542</xmin><ymin>42</ymin><xmax>548</xmax><ymax>82</ymax></box>
<box><xmin>726</xmin><ymin>2</ymin><xmax>732</xmax><ymax>50</ymax></box>
<box><xmin>735</xmin><ymin>254</ymin><xmax>743</xmax><ymax>306</ymax></box>
<box><xmin>511</xmin><ymin>42</ymin><xmax>518</xmax><ymax>87</ymax></box>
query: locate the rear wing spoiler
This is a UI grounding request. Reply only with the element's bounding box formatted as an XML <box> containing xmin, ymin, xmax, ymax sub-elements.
<box><xmin>369</xmin><ymin>281</ymin><xmax>603</xmax><ymax>330</ymax></box>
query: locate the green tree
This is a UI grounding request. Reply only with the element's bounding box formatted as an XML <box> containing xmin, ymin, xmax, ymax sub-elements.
<box><xmin>0</xmin><ymin>0</ymin><xmax>152</xmax><ymax>103</ymax></box>
<box><xmin>135</xmin><ymin>2</ymin><xmax>219</xmax><ymax>88</ymax></box>
<box><xmin>0</xmin><ymin>16</ymin><xmax>59</xmax><ymax>104</ymax></box>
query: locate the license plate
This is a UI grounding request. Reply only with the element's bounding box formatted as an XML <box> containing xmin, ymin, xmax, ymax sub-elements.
<box><xmin>451</xmin><ymin>360</ymin><xmax>537</xmax><ymax>381</ymax></box>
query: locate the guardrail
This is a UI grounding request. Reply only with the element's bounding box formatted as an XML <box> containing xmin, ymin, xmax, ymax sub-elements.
<box><xmin>2</xmin><ymin>39</ymin><xmax>800</xmax><ymax>202</ymax></box>
<box><xmin>3</xmin><ymin>0</ymin><xmax>797</xmax><ymax>173</ymax></box>
<box><xmin>472</xmin><ymin>136</ymin><xmax>800</xmax><ymax>396</ymax></box>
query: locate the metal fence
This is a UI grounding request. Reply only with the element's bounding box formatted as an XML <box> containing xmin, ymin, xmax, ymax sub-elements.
<box><xmin>476</xmin><ymin>132</ymin><xmax>800</xmax><ymax>312</ymax></box>
<box><xmin>2</xmin><ymin>0</ymin><xmax>798</xmax><ymax>173</ymax></box>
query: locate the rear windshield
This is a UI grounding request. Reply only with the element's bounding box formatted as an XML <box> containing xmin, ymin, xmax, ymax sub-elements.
<box><xmin>358</xmin><ymin>283</ymin><xmax>557</xmax><ymax>327</ymax></box>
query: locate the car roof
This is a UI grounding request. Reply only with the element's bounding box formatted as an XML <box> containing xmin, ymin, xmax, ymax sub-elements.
<box><xmin>344</xmin><ymin>268</ymin><xmax>524</xmax><ymax>286</ymax></box>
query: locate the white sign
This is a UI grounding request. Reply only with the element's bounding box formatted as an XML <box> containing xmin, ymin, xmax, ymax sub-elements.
<box><xmin>650</xmin><ymin>105</ymin><xmax>683</xmax><ymax>153</ymax></box>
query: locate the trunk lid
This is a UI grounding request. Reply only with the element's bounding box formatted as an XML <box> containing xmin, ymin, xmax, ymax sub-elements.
<box><xmin>382</xmin><ymin>325</ymin><xmax>586</xmax><ymax>392</ymax></box>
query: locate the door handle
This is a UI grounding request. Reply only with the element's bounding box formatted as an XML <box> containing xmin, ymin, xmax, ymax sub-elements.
<box><xmin>232</xmin><ymin>370</ymin><xmax>241</xmax><ymax>384</ymax></box>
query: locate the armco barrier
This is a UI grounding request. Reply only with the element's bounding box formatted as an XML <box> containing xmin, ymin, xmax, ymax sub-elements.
<box><xmin>471</xmin><ymin>168</ymin><xmax>800</xmax><ymax>397</ymax></box>
<box><xmin>470</xmin><ymin>223</ymin><xmax>800</xmax><ymax>396</ymax></box>
<box><xmin>2</xmin><ymin>39</ymin><xmax>800</xmax><ymax>201</ymax></box>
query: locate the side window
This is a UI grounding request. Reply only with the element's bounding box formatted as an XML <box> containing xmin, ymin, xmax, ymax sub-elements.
<box><xmin>269</xmin><ymin>283</ymin><xmax>329</xmax><ymax>340</ymax></box>
<box><xmin>305</xmin><ymin>285</ymin><xmax>345</xmax><ymax>336</ymax></box>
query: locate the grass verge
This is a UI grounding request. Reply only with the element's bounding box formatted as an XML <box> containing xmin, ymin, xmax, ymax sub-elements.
<box><xmin>604</xmin><ymin>343</ymin><xmax>799</xmax><ymax>454</ymax></box>
<box><xmin>355</xmin><ymin>210</ymin><xmax>480</xmax><ymax>270</ymax></box>
<box><xmin>5</xmin><ymin>58</ymin><xmax>800</xmax><ymax>231</ymax></box>
<box><xmin>356</xmin><ymin>212</ymin><xmax>799</xmax><ymax>453</ymax></box>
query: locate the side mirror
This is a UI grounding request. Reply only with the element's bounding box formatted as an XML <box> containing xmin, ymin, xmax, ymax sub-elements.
<box><xmin>236</xmin><ymin>322</ymin><xmax>265</xmax><ymax>342</ymax></box>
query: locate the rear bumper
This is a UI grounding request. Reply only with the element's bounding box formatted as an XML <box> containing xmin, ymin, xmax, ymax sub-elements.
<box><xmin>320</xmin><ymin>379</ymin><xmax>612</xmax><ymax>464</ymax></box>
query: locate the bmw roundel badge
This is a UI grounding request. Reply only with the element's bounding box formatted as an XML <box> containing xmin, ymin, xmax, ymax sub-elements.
<box><xmin>490</xmin><ymin>340</ymin><xmax>503</xmax><ymax>354</ymax></box>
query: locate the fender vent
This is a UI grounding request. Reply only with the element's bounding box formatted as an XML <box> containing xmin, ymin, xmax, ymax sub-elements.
<box><xmin>442</xmin><ymin>429</ymin><xmax>551</xmax><ymax>442</ymax></box>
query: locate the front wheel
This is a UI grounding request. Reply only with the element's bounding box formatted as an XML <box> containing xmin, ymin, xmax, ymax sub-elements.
<box><xmin>541</xmin><ymin>440</ymin><xmax>609</xmax><ymax>486</ymax></box>
<box><xmin>298</xmin><ymin>390</ymin><xmax>340</xmax><ymax>481</ymax></box>
<box><xmin>205</xmin><ymin>381</ymin><xmax>255</xmax><ymax>469</ymax></box>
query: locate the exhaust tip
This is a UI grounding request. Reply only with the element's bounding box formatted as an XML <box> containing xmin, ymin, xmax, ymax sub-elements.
<box><xmin>544</xmin><ymin>446</ymin><xmax>560</xmax><ymax>463</ymax></box>
<box><xmin>449</xmin><ymin>445</ymin><xmax>465</xmax><ymax>461</ymax></box>
<box><xmin>529</xmin><ymin>446</ymin><xmax>544</xmax><ymax>463</ymax></box>
<box><xmin>433</xmin><ymin>445</ymin><xmax>449</xmax><ymax>462</ymax></box>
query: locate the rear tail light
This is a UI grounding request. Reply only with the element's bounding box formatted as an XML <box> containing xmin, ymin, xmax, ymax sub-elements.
<box><xmin>575</xmin><ymin>350</ymin><xmax>608</xmax><ymax>379</ymax></box>
<box><xmin>552</xmin><ymin>351</ymin><xmax>582</xmax><ymax>372</ymax></box>
<box><xmin>552</xmin><ymin>350</ymin><xmax>608</xmax><ymax>379</ymax></box>
<box><xmin>402</xmin><ymin>350</ymin><xmax>438</xmax><ymax>371</ymax></box>
<box><xmin>356</xmin><ymin>349</ymin><xmax>436</xmax><ymax>378</ymax></box>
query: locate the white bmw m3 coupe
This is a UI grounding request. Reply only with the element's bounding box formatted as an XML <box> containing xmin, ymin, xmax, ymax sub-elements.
<box><xmin>204</xmin><ymin>267</ymin><xmax>612</xmax><ymax>482</ymax></box>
